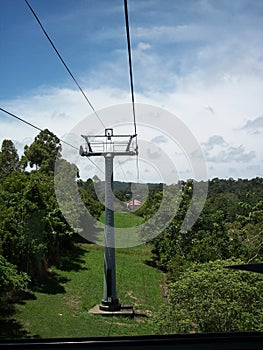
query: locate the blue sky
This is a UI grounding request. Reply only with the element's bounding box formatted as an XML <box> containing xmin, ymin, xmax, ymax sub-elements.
<box><xmin>1</xmin><ymin>0</ymin><xmax>263</xmax><ymax>182</ymax></box>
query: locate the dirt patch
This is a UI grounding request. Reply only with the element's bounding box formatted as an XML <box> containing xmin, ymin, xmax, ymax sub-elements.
<box><xmin>160</xmin><ymin>273</ymin><xmax>169</xmax><ymax>298</ymax></box>
<box><xmin>63</xmin><ymin>294</ymin><xmax>81</xmax><ymax>309</ymax></box>
<box><xmin>126</xmin><ymin>291</ymin><xmax>138</xmax><ymax>300</ymax></box>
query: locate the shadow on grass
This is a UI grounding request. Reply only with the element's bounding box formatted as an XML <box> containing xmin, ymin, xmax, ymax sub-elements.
<box><xmin>32</xmin><ymin>272</ymin><xmax>69</xmax><ymax>295</ymax></box>
<box><xmin>76</xmin><ymin>224</ymin><xmax>105</xmax><ymax>247</ymax></box>
<box><xmin>32</xmin><ymin>244</ymin><xmax>91</xmax><ymax>294</ymax></box>
<box><xmin>144</xmin><ymin>259</ymin><xmax>157</xmax><ymax>268</ymax></box>
<box><xmin>58</xmin><ymin>243</ymin><xmax>89</xmax><ymax>272</ymax></box>
<box><xmin>0</xmin><ymin>303</ymin><xmax>39</xmax><ymax>340</ymax></box>
<box><xmin>13</xmin><ymin>289</ymin><xmax>37</xmax><ymax>305</ymax></box>
<box><xmin>0</xmin><ymin>318</ymin><xmax>39</xmax><ymax>340</ymax></box>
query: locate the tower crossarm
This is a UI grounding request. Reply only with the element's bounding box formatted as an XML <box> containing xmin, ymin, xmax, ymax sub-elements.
<box><xmin>79</xmin><ymin>129</ymin><xmax>138</xmax><ymax>157</ymax></box>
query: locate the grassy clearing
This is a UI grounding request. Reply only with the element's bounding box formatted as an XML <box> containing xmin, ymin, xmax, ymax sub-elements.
<box><xmin>96</xmin><ymin>211</ymin><xmax>144</xmax><ymax>247</ymax></box>
<box><xmin>13</xmin><ymin>243</ymin><xmax>165</xmax><ymax>339</ymax></box>
<box><xmin>99</xmin><ymin>211</ymin><xmax>143</xmax><ymax>228</ymax></box>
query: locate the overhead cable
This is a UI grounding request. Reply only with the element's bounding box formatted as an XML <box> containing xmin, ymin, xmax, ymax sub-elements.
<box><xmin>0</xmin><ymin>107</ymin><xmax>43</xmax><ymax>133</ymax></box>
<box><xmin>123</xmin><ymin>0</ymin><xmax>137</xmax><ymax>138</ymax></box>
<box><xmin>123</xmin><ymin>0</ymin><xmax>139</xmax><ymax>182</ymax></box>
<box><xmin>24</xmin><ymin>0</ymin><xmax>105</xmax><ymax>129</ymax></box>
<box><xmin>0</xmin><ymin>107</ymin><xmax>104</xmax><ymax>175</ymax></box>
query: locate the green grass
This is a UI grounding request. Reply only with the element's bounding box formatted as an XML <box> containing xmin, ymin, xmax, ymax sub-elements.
<box><xmin>99</xmin><ymin>211</ymin><xmax>143</xmax><ymax>228</ymax></box>
<box><xmin>12</xmin><ymin>243</ymin><xmax>165</xmax><ymax>339</ymax></box>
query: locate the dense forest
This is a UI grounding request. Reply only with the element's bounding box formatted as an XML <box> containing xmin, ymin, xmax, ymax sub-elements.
<box><xmin>0</xmin><ymin>130</ymin><xmax>103</xmax><ymax>295</ymax></box>
<box><xmin>1</xmin><ymin>129</ymin><xmax>263</xmax><ymax>334</ymax></box>
<box><xmin>140</xmin><ymin>177</ymin><xmax>263</xmax><ymax>332</ymax></box>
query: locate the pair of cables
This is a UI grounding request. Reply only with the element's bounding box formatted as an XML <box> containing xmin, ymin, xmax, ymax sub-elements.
<box><xmin>0</xmin><ymin>0</ymin><xmax>139</xmax><ymax>180</ymax></box>
<box><xmin>0</xmin><ymin>1</ymin><xmax>149</xmax><ymax>328</ymax></box>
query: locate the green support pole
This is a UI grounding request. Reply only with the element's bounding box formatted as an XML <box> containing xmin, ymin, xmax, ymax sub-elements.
<box><xmin>100</xmin><ymin>154</ymin><xmax>120</xmax><ymax>311</ymax></box>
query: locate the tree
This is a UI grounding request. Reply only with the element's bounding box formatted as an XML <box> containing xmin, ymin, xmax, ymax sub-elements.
<box><xmin>22</xmin><ymin>129</ymin><xmax>61</xmax><ymax>173</ymax></box>
<box><xmin>0</xmin><ymin>157</ymin><xmax>79</xmax><ymax>277</ymax></box>
<box><xmin>155</xmin><ymin>259</ymin><xmax>263</xmax><ymax>333</ymax></box>
<box><xmin>0</xmin><ymin>254</ymin><xmax>30</xmax><ymax>301</ymax></box>
<box><xmin>0</xmin><ymin>171</ymin><xmax>47</xmax><ymax>277</ymax></box>
<box><xmin>149</xmin><ymin>178</ymin><xmax>263</xmax><ymax>273</ymax></box>
<box><xmin>0</xmin><ymin>139</ymin><xmax>20</xmax><ymax>176</ymax></box>
<box><xmin>79</xmin><ymin>178</ymin><xmax>104</xmax><ymax>219</ymax></box>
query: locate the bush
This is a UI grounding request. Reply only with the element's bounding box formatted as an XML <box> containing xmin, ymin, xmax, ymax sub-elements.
<box><xmin>154</xmin><ymin>259</ymin><xmax>263</xmax><ymax>333</ymax></box>
<box><xmin>0</xmin><ymin>255</ymin><xmax>30</xmax><ymax>300</ymax></box>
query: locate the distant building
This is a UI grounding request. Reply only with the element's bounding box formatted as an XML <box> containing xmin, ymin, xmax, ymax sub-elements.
<box><xmin>127</xmin><ymin>199</ymin><xmax>142</xmax><ymax>210</ymax></box>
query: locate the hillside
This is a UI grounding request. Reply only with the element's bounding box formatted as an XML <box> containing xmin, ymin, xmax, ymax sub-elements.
<box><xmin>6</xmin><ymin>243</ymin><xmax>164</xmax><ymax>339</ymax></box>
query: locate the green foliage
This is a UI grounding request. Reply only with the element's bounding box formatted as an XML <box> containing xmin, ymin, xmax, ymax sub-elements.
<box><xmin>144</xmin><ymin>178</ymin><xmax>263</xmax><ymax>334</ymax></box>
<box><xmin>1</xmin><ymin>131</ymin><xmax>263</xmax><ymax>338</ymax></box>
<box><xmin>79</xmin><ymin>178</ymin><xmax>104</xmax><ymax>219</ymax></box>
<box><xmin>0</xmin><ymin>254</ymin><xmax>30</xmax><ymax>298</ymax></box>
<box><xmin>0</xmin><ymin>171</ymin><xmax>48</xmax><ymax>276</ymax></box>
<box><xmin>0</xmin><ymin>130</ymin><xmax>106</xmax><ymax>285</ymax></box>
<box><xmin>32</xmin><ymin>169</ymin><xmax>75</xmax><ymax>266</ymax></box>
<box><xmin>114</xmin><ymin>189</ymin><xmax>130</xmax><ymax>202</ymax></box>
<box><xmin>0</xmin><ymin>132</ymin><xmax>77</xmax><ymax>280</ymax></box>
<box><xmin>138</xmin><ymin>184</ymin><xmax>180</xmax><ymax>245</ymax></box>
<box><xmin>23</xmin><ymin>129</ymin><xmax>61</xmax><ymax>173</ymax></box>
<box><xmin>0</xmin><ymin>139</ymin><xmax>20</xmax><ymax>176</ymax></box>
<box><xmin>135</xmin><ymin>188</ymin><xmax>163</xmax><ymax>218</ymax></box>
<box><xmin>150</xmin><ymin>178</ymin><xmax>263</xmax><ymax>273</ymax></box>
<box><xmin>154</xmin><ymin>259</ymin><xmax>263</xmax><ymax>333</ymax></box>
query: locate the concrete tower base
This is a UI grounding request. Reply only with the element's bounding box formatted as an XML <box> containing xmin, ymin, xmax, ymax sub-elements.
<box><xmin>88</xmin><ymin>304</ymin><xmax>134</xmax><ymax>317</ymax></box>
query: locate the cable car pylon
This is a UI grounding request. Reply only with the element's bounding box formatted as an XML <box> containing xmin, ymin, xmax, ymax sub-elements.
<box><xmin>80</xmin><ymin>128</ymin><xmax>137</xmax><ymax>315</ymax></box>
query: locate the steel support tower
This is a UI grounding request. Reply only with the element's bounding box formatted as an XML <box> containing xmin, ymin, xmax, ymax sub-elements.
<box><xmin>80</xmin><ymin>128</ymin><xmax>137</xmax><ymax>311</ymax></box>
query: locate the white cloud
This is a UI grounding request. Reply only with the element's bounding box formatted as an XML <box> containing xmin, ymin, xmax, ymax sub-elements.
<box><xmin>1</xmin><ymin>69</ymin><xmax>262</xmax><ymax>181</ymax></box>
<box><xmin>134</xmin><ymin>24</ymin><xmax>205</xmax><ymax>43</ymax></box>
<box><xmin>151</xmin><ymin>135</ymin><xmax>168</xmax><ymax>144</ymax></box>
<box><xmin>1</xmin><ymin>0</ymin><xmax>263</xmax><ymax>181</ymax></box>
<box><xmin>202</xmin><ymin>135</ymin><xmax>227</xmax><ymax>151</ymax></box>
<box><xmin>136</xmin><ymin>42</ymin><xmax>151</xmax><ymax>52</ymax></box>
<box><xmin>206</xmin><ymin>145</ymin><xmax>256</xmax><ymax>163</ymax></box>
<box><xmin>239</xmin><ymin>116</ymin><xmax>263</xmax><ymax>134</ymax></box>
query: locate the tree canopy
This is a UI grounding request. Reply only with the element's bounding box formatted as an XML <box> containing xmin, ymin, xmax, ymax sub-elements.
<box><xmin>1</xmin><ymin>134</ymin><xmax>263</xmax><ymax>335</ymax></box>
<box><xmin>0</xmin><ymin>134</ymin><xmax>102</xmax><ymax>306</ymax></box>
<box><xmin>22</xmin><ymin>129</ymin><xmax>61</xmax><ymax>173</ymax></box>
<box><xmin>155</xmin><ymin>259</ymin><xmax>263</xmax><ymax>333</ymax></box>
<box><xmin>0</xmin><ymin>139</ymin><xmax>20</xmax><ymax>175</ymax></box>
